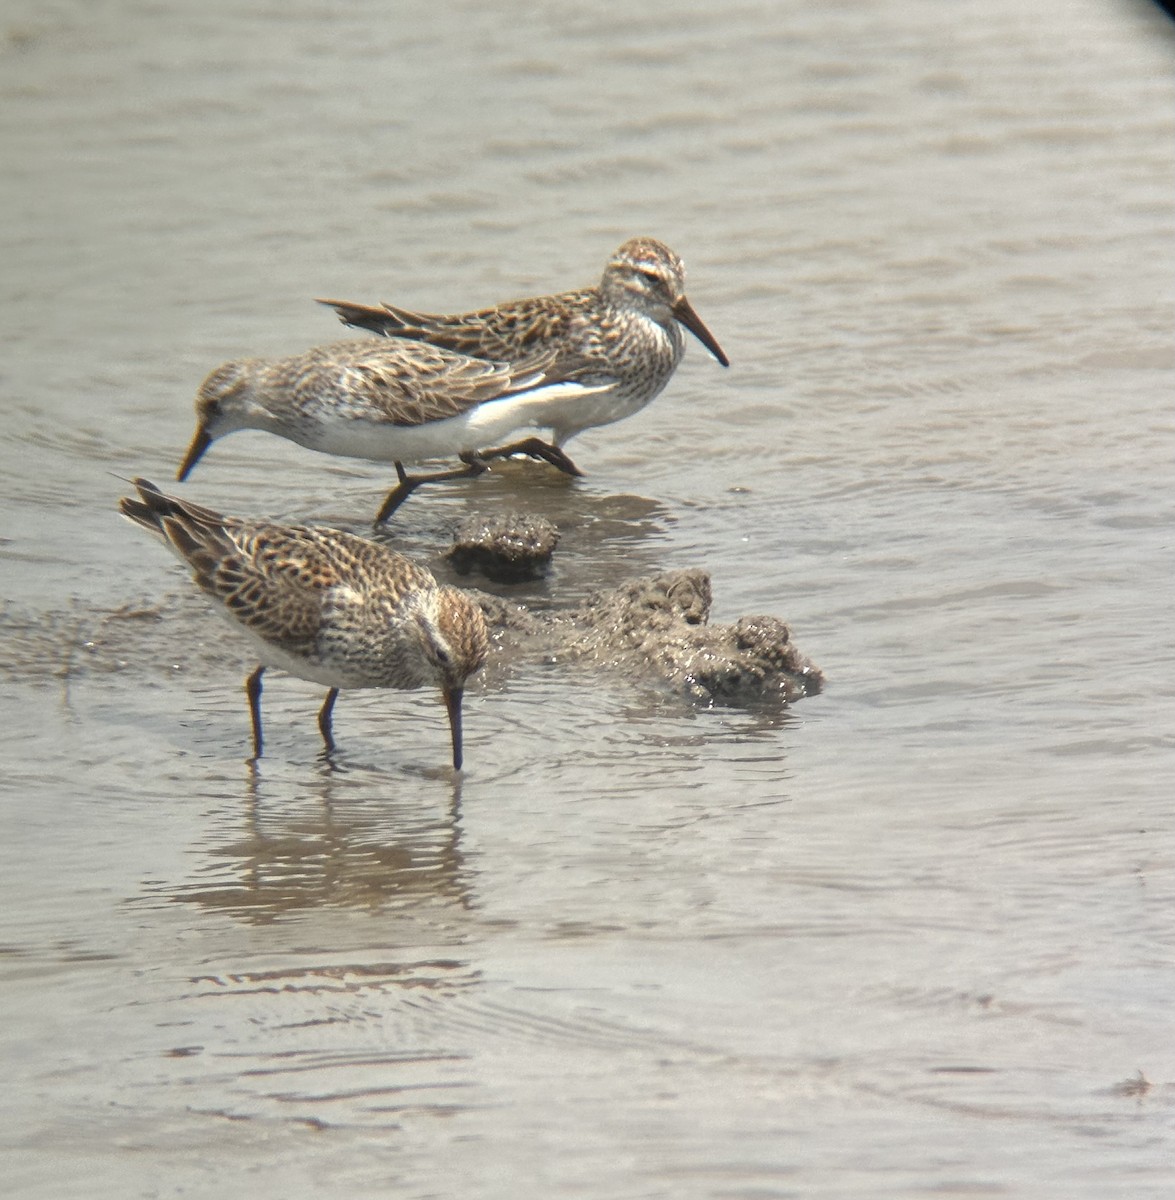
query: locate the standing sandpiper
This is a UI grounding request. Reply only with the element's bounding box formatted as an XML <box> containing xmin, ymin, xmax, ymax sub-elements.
<box><xmin>319</xmin><ymin>236</ymin><xmax>729</xmax><ymax>466</ymax></box>
<box><xmin>119</xmin><ymin>478</ymin><xmax>488</xmax><ymax>768</ymax></box>
<box><xmin>177</xmin><ymin>339</ymin><xmax>606</xmax><ymax>523</ymax></box>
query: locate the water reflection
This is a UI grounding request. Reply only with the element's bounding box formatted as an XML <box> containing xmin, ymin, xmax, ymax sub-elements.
<box><xmin>614</xmin><ymin>691</ymin><xmax>808</xmax><ymax>736</ymax></box>
<box><xmin>160</xmin><ymin>760</ymin><xmax>471</xmax><ymax>924</ymax></box>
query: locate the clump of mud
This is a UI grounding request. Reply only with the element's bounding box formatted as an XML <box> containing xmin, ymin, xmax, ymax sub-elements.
<box><xmin>446</xmin><ymin>511</ymin><xmax>823</xmax><ymax>706</ymax></box>
<box><xmin>472</xmin><ymin>569</ymin><xmax>822</xmax><ymax>706</ymax></box>
<box><xmin>445</xmin><ymin>511</ymin><xmax>559</xmax><ymax>582</ymax></box>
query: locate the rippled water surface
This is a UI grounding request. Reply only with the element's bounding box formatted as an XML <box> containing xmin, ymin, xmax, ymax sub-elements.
<box><xmin>2</xmin><ymin>1</ymin><xmax>1173</xmax><ymax>1196</ymax></box>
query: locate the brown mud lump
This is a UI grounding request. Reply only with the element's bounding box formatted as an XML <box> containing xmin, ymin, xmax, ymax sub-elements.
<box><xmin>474</xmin><ymin>569</ymin><xmax>823</xmax><ymax>706</ymax></box>
<box><xmin>446</xmin><ymin>512</ymin><xmax>560</xmax><ymax>583</ymax></box>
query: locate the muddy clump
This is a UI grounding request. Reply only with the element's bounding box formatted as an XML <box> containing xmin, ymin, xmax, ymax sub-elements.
<box><xmin>445</xmin><ymin>511</ymin><xmax>559</xmax><ymax>583</ymax></box>
<box><xmin>473</xmin><ymin>568</ymin><xmax>822</xmax><ymax>706</ymax></box>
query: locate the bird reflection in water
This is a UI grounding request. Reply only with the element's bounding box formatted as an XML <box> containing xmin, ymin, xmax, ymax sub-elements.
<box><xmin>162</xmin><ymin>758</ymin><xmax>471</xmax><ymax>925</ymax></box>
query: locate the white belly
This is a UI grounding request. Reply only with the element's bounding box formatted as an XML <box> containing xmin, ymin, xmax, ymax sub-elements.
<box><xmin>304</xmin><ymin>379</ymin><xmax>611</xmax><ymax>464</ymax></box>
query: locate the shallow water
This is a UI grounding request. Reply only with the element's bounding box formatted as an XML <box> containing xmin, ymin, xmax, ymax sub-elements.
<box><xmin>2</xmin><ymin>0</ymin><xmax>1174</xmax><ymax>1196</ymax></box>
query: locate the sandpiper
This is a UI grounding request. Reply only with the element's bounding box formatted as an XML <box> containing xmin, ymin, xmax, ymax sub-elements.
<box><xmin>177</xmin><ymin>339</ymin><xmax>607</xmax><ymax>522</ymax></box>
<box><xmin>319</xmin><ymin>235</ymin><xmax>729</xmax><ymax>461</ymax></box>
<box><xmin>119</xmin><ymin>478</ymin><xmax>489</xmax><ymax>768</ymax></box>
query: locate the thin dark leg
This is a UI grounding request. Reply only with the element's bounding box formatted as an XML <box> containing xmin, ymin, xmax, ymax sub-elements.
<box><xmin>317</xmin><ymin>687</ymin><xmax>339</xmax><ymax>755</ymax></box>
<box><xmin>245</xmin><ymin>665</ymin><xmax>265</xmax><ymax>759</ymax></box>
<box><xmin>479</xmin><ymin>436</ymin><xmax>583</xmax><ymax>477</ymax></box>
<box><xmin>374</xmin><ymin>454</ymin><xmax>490</xmax><ymax>524</ymax></box>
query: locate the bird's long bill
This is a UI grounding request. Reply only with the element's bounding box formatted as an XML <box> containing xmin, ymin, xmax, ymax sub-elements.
<box><xmin>177</xmin><ymin>424</ymin><xmax>212</xmax><ymax>482</ymax></box>
<box><xmin>672</xmin><ymin>296</ymin><xmax>730</xmax><ymax>368</ymax></box>
<box><xmin>444</xmin><ymin>686</ymin><xmax>465</xmax><ymax>771</ymax></box>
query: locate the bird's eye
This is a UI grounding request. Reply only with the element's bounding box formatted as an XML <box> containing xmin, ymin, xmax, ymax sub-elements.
<box><xmin>434</xmin><ymin>646</ymin><xmax>451</xmax><ymax>666</ymax></box>
<box><xmin>638</xmin><ymin>268</ymin><xmax>660</xmax><ymax>283</ymax></box>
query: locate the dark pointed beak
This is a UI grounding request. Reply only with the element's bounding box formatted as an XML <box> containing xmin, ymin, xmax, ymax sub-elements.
<box><xmin>672</xmin><ymin>296</ymin><xmax>730</xmax><ymax>367</ymax></box>
<box><xmin>177</xmin><ymin>424</ymin><xmax>212</xmax><ymax>482</ymax></box>
<box><xmin>444</xmin><ymin>686</ymin><xmax>465</xmax><ymax>771</ymax></box>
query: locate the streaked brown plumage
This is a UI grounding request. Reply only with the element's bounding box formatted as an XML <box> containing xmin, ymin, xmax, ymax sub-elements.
<box><xmin>119</xmin><ymin>478</ymin><xmax>488</xmax><ymax>767</ymax></box>
<box><xmin>319</xmin><ymin>236</ymin><xmax>729</xmax><ymax>447</ymax></box>
<box><xmin>176</xmin><ymin>338</ymin><xmax>602</xmax><ymax>521</ymax></box>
